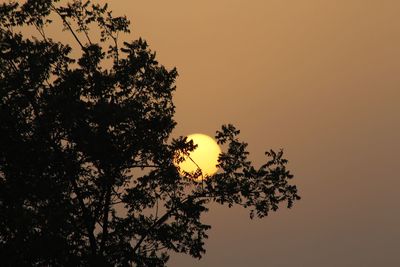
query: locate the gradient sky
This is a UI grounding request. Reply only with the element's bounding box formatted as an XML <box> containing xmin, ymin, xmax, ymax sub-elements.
<box><xmin>120</xmin><ymin>1</ymin><xmax>400</xmax><ymax>266</ymax></box>
<box><xmin>9</xmin><ymin>0</ymin><xmax>400</xmax><ymax>266</ymax></box>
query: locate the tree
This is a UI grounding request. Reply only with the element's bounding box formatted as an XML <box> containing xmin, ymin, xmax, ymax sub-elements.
<box><xmin>0</xmin><ymin>1</ymin><xmax>300</xmax><ymax>266</ymax></box>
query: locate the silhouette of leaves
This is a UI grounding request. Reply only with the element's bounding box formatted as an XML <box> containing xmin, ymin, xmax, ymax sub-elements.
<box><xmin>0</xmin><ymin>1</ymin><xmax>300</xmax><ymax>266</ymax></box>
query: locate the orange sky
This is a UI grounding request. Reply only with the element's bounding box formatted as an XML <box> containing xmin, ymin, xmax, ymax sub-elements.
<box><xmin>119</xmin><ymin>2</ymin><xmax>399</xmax><ymax>266</ymax></box>
<box><xmin>7</xmin><ymin>0</ymin><xmax>400</xmax><ymax>266</ymax></box>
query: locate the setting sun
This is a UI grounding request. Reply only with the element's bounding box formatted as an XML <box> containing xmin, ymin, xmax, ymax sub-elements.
<box><xmin>177</xmin><ymin>134</ymin><xmax>221</xmax><ymax>180</ymax></box>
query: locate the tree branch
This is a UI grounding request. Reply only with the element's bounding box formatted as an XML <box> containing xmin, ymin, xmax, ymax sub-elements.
<box><xmin>51</xmin><ymin>4</ymin><xmax>85</xmax><ymax>51</ymax></box>
<box><xmin>131</xmin><ymin>192</ymin><xmax>210</xmax><ymax>255</ymax></box>
<box><xmin>100</xmin><ymin>176</ymin><xmax>112</xmax><ymax>254</ymax></box>
<box><xmin>132</xmin><ymin>207</ymin><xmax>175</xmax><ymax>254</ymax></box>
<box><xmin>70</xmin><ymin>177</ymin><xmax>98</xmax><ymax>256</ymax></box>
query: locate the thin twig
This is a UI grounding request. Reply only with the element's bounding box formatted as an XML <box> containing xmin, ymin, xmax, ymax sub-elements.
<box><xmin>51</xmin><ymin>4</ymin><xmax>85</xmax><ymax>51</ymax></box>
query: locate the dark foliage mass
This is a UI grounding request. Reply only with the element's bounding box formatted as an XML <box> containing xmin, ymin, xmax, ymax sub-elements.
<box><xmin>0</xmin><ymin>1</ymin><xmax>300</xmax><ymax>266</ymax></box>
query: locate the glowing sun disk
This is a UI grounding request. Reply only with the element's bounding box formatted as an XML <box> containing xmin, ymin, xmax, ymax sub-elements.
<box><xmin>177</xmin><ymin>133</ymin><xmax>221</xmax><ymax>180</ymax></box>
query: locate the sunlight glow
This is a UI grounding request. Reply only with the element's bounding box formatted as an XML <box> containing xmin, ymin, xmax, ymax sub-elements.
<box><xmin>177</xmin><ymin>133</ymin><xmax>221</xmax><ymax>181</ymax></box>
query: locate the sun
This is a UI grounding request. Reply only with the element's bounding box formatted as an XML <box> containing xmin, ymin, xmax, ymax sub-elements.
<box><xmin>176</xmin><ymin>133</ymin><xmax>221</xmax><ymax>181</ymax></box>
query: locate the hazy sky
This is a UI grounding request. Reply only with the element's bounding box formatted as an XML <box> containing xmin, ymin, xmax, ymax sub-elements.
<box><xmin>9</xmin><ymin>0</ymin><xmax>400</xmax><ymax>266</ymax></box>
<box><xmin>117</xmin><ymin>1</ymin><xmax>399</xmax><ymax>266</ymax></box>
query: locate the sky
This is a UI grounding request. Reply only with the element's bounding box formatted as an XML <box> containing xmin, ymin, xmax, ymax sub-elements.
<box><xmin>7</xmin><ymin>0</ymin><xmax>400</xmax><ymax>266</ymax></box>
<box><xmin>115</xmin><ymin>1</ymin><xmax>399</xmax><ymax>266</ymax></box>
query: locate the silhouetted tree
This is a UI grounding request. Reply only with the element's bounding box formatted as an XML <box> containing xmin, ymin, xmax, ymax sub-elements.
<box><xmin>0</xmin><ymin>1</ymin><xmax>300</xmax><ymax>266</ymax></box>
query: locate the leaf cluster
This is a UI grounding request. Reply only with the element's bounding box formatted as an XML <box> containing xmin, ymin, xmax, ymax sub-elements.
<box><xmin>0</xmin><ymin>1</ymin><xmax>300</xmax><ymax>266</ymax></box>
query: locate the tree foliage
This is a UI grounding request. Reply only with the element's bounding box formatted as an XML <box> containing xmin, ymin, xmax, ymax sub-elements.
<box><xmin>0</xmin><ymin>1</ymin><xmax>300</xmax><ymax>266</ymax></box>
